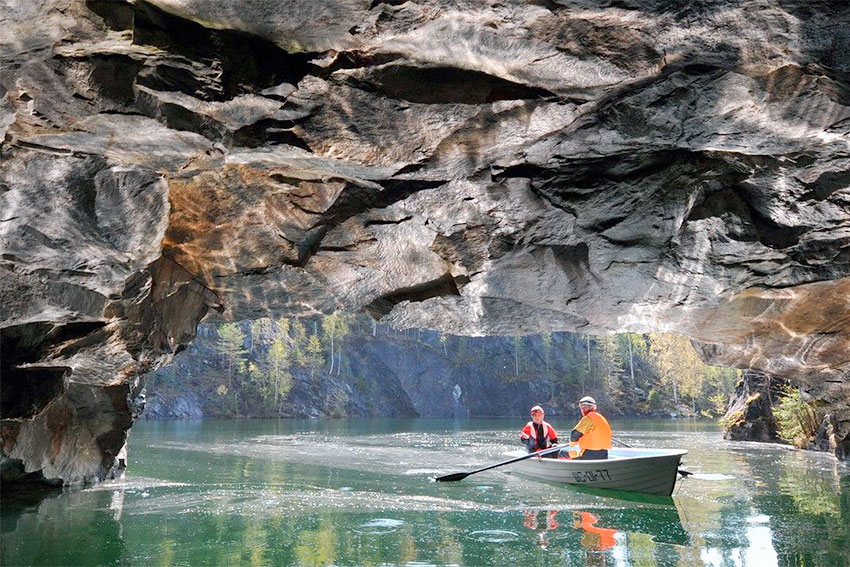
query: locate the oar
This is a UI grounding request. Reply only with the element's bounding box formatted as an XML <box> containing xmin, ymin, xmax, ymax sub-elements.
<box><xmin>613</xmin><ymin>438</ymin><xmax>693</xmax><ymax>477</ymax></box>
<box><xmin>435</xmin><ymin>445</ymin><xmax>563</xmax><ymax>482</ymax></box>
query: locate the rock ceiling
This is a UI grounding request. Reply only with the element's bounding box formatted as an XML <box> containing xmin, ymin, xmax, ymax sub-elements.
<box><xmin>1</xmin><ymin>0</ymin><xmax>849</xmax><ymax>481</ymax></box>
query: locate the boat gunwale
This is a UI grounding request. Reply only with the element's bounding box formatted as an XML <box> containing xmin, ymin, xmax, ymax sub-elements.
<box><xmin>504</xmin><ymin>448</ymin><xmax>688</xmax><ymax>465</ymax></box>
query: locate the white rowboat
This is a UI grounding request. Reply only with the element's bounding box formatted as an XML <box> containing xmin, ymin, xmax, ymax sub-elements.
<box><xmin>505</xmin><ymin>447</ymin><xmax>688</xmax><ymax>496</ymax></box>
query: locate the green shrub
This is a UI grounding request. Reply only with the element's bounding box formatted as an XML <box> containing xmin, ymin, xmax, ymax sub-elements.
<box><xmin>709</xmin><ymin>392</ymin><xmax>729</xmax><ymax>417</ymax></box>
<box><xmin>647</xmin><ymin>389</ymin><xmax>662</xmax><ymax>410</ymax></box>
<box><xmin>774</xmin><ymin>386</ymin><xmax>820</xmax><ymax>448</ymax></box>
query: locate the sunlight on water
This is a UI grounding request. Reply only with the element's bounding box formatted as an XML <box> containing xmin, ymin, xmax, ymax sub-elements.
<box><xmin>2</xmin><ymin>418</ymin><xmax>848</xmax><ymax>566</ymax></box>
<box><xmin>689</xmin><ymin>473</ymin><xmax>736</xmax><ymax>481</ymax></box>
<box><xmin>467</xmin><ymin>530</ymin><xmax>520</xmax><ymax>543</ymax></box>
<box><xmin>354</xmin><ymin>518</ymin><xmax>406</xmax><ymax>534</ymax></box>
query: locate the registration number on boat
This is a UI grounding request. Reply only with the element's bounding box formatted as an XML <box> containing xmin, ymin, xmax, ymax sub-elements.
<box><xmin>571</xmin><ymin>469</ymin><xmax>611</xmax><ymax>483</ymax></box>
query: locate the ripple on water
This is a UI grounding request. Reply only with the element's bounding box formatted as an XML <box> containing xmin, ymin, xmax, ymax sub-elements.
<box><xmin>691</xmin><ymin>473</ymin><xmax>736</xmax><ymax>481</ymax></box>
<box><xmin>468</xmin><ymin>530</ymin><xmax>520</xmax><ymax>543</ymax></box>
<box><xmin>353</xmin><ymin>518</ymin><xmax>405</xmax><ymax>534</ymax></box>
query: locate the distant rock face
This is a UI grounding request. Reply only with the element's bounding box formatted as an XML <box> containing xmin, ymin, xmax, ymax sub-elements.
<box><xmin>723</xmin><ymin>370</ymin><xmax>782</xmax><ymax>443</ymax></box>
<box><xmin>2</xmin><ymin>0</ymin><xmax>849</xmax><ymax>482</ymax></box>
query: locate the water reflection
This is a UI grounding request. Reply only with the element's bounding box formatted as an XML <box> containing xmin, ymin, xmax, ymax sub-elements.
<box><xmin>516</xmin><ymin>504</ymin><xmax>690</xmax><ymax>565</ymax></box>
<box><xmin>1</xmin><ymin>419</ymin><xmax>848</xmax><ymax>567</ymax></box>
<box><xmin>1</xmin><ymin>486</ymin><xmax>127</xmax><ymax>566</ymax></box>
<box><xmin>572</xmin><ymin>511</ymin><xmax>618</xmax><ymax>552</ymax></box>
<box><xmin>522</xmin><ymin>509</ymin><xmax>559</xmax><ymax>548</ymax></box>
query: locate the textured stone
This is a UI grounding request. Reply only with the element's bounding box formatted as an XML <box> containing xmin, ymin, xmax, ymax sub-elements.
<box><xmin>2</xmin><ymin>0</ymin><xmax>850</xmax><ymax>483</ymax></box>
<box><xmin>723</xmin><ymin>370</ymin><xmax>782</xmax><ymax>442</ymax></box>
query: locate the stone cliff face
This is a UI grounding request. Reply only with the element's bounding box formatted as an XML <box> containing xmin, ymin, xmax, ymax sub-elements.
<box><xmin>142</xmin><ymin>323</ymin><xmax>641</xmax><ymax>421</ymax></box>
<box><xmin>1</xmin><ymin>0</ymin><xmax>849</xmax><ymax>483</ymax></box>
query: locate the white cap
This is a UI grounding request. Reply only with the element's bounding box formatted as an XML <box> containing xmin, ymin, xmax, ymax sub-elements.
<box><xmin>530</xmin><ymin>405</ymin><xmax>544</xmax><ymax>414</ymax></box>
<box><xmin>578</xmin><ymin>396</ymin><xmax>597</xmax><ymax>406</ymax></box>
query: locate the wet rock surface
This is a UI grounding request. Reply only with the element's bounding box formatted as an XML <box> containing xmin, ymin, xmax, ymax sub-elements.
<box><xmin>2</xmin><ymin>0</ymin><xmax>850</xmax><ymax>482</ymax></box>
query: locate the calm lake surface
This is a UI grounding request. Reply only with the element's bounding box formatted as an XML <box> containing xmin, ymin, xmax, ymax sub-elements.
<box><xmin>2</xmin><ymin>418</ymin><xmax>848</xmax><ymax>566</ymax></box>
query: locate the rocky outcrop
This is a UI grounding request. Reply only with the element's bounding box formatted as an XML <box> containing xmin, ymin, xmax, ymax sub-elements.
<box><xmin>2</xmin><ymin>0</ymin><xmax>850</xmax><ymax>483</ymax></box>
<box><xmin>724</xmin><ymin>370</ymin><xmax>850</xmax><ymax>459</ymax></box>
<box><xmin>723</xmin><ymin>370</ymin><xmax>783</xmax><ymax>442</ymax></box>
<box><xmin>142</xmin><ymin>390</ymin><xmax>203</xmax><ymax>420</ymax></box>
<box><xmin>801</xmin><ymin>382</ymin><xmax>850</xmax><ymax>459</ymax></box>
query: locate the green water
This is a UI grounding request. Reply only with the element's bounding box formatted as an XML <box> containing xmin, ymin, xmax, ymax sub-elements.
<box><xmin>2</xmin><ymin>419</ymin><xmax>848</xmax><ymax>566</ymax></box>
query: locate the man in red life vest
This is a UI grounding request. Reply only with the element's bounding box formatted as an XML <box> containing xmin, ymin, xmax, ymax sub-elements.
<box><xmin>520</xmin><ymin>405</ymin><xmax>559</xmax><ymax>457</ymax></box>
<box><xmin>564</xmin><ymin>396</ymin><xmax>612</xmax><ymax>460</ymax></box>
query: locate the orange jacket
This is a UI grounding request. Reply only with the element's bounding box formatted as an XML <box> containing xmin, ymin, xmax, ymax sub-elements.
<box><xmin>572</xmin><ymin>410</ymin><xmax>612</xmax><ymax>454</ymax></box>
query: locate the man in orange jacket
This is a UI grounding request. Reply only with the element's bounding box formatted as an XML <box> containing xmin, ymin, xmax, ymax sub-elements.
<box><xmin>564</xmin><ymin>396</ymin><xmax>612</xmax><ymax>460</ymax></box>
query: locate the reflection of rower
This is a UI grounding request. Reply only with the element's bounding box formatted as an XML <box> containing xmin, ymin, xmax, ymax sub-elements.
<box><xmin>572</xmin><ymin>511</ymin><xmax>618</xmax><ymax>551</ymax></box>
<box><xmin>522</xmin><ymin>509</ymin><xmax>559</xmax><ymax>549</ymax></box>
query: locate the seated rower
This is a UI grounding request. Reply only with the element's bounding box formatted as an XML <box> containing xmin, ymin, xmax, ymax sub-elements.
<box><xmin>562</xmin><ymin>396</ymin><xmax>611</xmax><ymax>460</ymax></box>
<box><xmin>520</xmin><ymin>405</ymin><xmax>559</xmax><ymax>458</ymax></box>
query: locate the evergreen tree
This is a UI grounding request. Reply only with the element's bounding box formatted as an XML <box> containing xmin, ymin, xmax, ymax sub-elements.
<box><xmin>216</xmin><ymin>323</ymin><xmax>247</xmax><ymax>417</ymax></box>
<box><xmin>249</xmin><ymin>318</ymin><xmax>273</xmax><ymax>354</ymax></box>
<box><xmin>621</xmin><ymin>333</ymin><xmax>647</xmax><ymax>405</ymax></box>
<box><xmin>217</xmin><ymin>323</ymin><xmax>246</xmax><ymax>391</ymax></box>
<box><xmin>276</xmin><ymin>317</ymin><xmax>290</xmax><ymax>339</ymax></box>
<box><xmin>598</xmin><ymin>334</ymin><xmax>625</xmax><ymax>410</ymax></box>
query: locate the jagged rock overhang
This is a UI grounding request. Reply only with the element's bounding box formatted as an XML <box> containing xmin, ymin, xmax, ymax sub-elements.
<box><xmin>2</xmin><ymin>0</ymin><xmax>850</xmax><ymax>484</ymax></box>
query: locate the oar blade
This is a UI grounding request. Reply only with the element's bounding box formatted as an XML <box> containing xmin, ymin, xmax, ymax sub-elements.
<box><xmin>435</xmin><ymin>472</ymin><xmax>469</xmax><ymax>482</ymax></box>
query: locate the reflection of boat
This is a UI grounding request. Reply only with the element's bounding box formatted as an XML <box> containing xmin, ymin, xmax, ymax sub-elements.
<box><xmin>505</xmin><ymin>448</ymin><xmax>688</xmax><ymax>496</ymax></box>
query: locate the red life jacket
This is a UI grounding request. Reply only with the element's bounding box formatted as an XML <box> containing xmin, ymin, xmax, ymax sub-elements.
<box><xmin>521</xmin><ymin>420</ymin><xmax>558</xmax><ymax>450</ymax></box>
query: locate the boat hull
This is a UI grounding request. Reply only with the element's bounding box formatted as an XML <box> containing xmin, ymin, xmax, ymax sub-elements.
<box><xmin>506</xmin><ymin>448</ymin><xmax>687</xmax><ymax>496</ymax></box>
